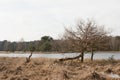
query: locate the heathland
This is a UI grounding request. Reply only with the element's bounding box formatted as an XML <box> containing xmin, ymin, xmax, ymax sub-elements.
<box><xmin>0</xmin><ymin>57</ymin><xmax>120</xmax><ymax>80</ymax></box>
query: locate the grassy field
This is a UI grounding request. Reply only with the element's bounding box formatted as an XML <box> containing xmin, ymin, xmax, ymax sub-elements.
<box><xmin>0</xmin><ymin>57</ymin><xmax>120</xmax><ymax>80</ymax></box>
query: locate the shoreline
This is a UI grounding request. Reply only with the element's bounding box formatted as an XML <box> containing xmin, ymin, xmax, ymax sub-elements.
<box><xmin>0</xmin><ymin>51</ymin><xmax>119</xmax><ymax>54</ymax></box>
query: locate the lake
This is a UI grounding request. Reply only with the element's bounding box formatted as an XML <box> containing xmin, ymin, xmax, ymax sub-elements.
<box><xmin>0</xmin><ymin>52</ymin><xmax>120</xmax><ymax>60</ymax></box>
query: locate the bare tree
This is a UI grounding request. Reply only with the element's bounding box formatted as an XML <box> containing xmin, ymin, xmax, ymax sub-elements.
<box><xmin>85</xmin><ymin>24</ymin><xmax>110</xmax><ymax>61</ymax></box>
<box><xmin>62</xmin><ymin>19</ymin><xmax>109</xmax><ymax>62</ymax></box>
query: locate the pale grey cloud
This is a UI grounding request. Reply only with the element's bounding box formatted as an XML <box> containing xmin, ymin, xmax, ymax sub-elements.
<box><xmin>0</xmin><ymin>0</ymin><xmax>120</xmax><ymax>41</ymax></box>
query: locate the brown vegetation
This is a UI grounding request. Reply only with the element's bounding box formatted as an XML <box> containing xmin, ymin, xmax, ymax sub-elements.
<box><xmin>0</xmin><ymin>57</ymin><xmax>120</xmax><ymax>80</ymax></box>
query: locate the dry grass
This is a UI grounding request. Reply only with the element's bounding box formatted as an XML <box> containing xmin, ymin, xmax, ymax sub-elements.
<box><xmin>0</xmin><ymin>57</ymin><xmax>120</xmax><ymax>80</ymax></box>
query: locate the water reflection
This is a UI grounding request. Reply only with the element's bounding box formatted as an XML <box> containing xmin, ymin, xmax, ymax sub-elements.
<box><xmin>0</xmin><ymin>52</ymin><xmax>119</xmax><ymax>60</ymax></box>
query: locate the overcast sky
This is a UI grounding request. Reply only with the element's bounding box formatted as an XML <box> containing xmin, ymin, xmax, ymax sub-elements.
<box><xmin>0</xmin><ymin>0</ymin><xmax>120</xmax><ymax>41</ymax></box>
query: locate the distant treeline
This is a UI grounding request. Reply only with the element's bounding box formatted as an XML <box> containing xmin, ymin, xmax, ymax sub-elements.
<box><xmin>0</xmin><ymin>36</ymin><xmax>120</xmax><ymax>52</ymax></box>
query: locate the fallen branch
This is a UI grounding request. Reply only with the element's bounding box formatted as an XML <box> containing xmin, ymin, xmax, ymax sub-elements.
<box><xmin>59</xmin><ymin>54</ymin><xmax>82</xmax><ymax>61</ymax></box>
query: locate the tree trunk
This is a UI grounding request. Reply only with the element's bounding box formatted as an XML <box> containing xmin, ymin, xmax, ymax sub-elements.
<box><xmin>26</xmin><ymin>52</ymin><xmax>33</xmax><ymax>63</ymax></box>
<box><xmin>91</xmin><ymin>51</ymin><xmax>94</xmax><ymax>61</ymax></box>
<box><xmin>81</xmin><ymin>51</ymin><xmax>84</xmax><ymax>62</ymax></box>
